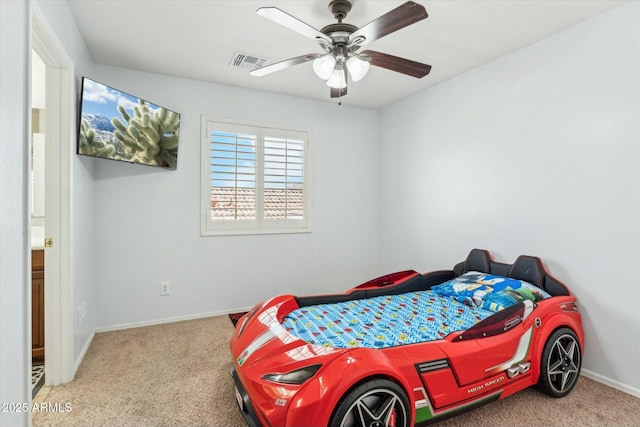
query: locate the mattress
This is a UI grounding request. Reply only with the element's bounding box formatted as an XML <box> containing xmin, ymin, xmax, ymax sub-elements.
<box><xmin>281</xmin><ymin>291</ymin><xmax>493</xmax><ymax>349</ymax></box>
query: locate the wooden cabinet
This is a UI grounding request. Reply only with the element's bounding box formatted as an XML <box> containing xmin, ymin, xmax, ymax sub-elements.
<box><xmin>32</xmin><ymin>249</ymin><xmax>45</xmax><ymax>361</ymax></box>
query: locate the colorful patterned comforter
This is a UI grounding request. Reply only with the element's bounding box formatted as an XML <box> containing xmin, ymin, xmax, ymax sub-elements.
<box><xmin>281</xmin><ymin>291</ymin><xmax>493</xmax><ymax>349</ymax></box>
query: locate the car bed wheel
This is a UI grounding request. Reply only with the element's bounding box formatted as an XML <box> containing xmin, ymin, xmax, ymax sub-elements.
<box><xmin>538</xmin><ymin>327</ymin><xmax>581</xmax><ymax>398</ymax></box>
<box><xmin>330</xmin><ymin>379</ymin><xmax>410</xmax><ymax>427</ymax></box>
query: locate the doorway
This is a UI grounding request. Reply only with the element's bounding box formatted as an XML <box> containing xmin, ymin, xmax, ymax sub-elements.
<box><xmin>30</xmin><ymin>48</ymin><xmax>46</xmax><ymax>397</ymax></box>
<box><xmin>31</xmin><ymin>5</ymin><xmax>74</xmax><ymax>389</ymax></box>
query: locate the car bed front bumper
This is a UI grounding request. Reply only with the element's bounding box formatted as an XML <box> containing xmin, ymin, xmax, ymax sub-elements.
<box><xmin>231</xmin><ymin>367</ymin><xmax>263</xmax><ymax>427</ymax></box>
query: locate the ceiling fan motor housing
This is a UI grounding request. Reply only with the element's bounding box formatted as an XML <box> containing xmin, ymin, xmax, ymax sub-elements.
<box><xmin>322</xmin><ymin>1</ymin><xmax>366</xmax><ymax>54</ymax></box>
<box><xmin>320</xmin><ymin>23</ymin><xmax>357</xmax><ymax>45</ymax></box>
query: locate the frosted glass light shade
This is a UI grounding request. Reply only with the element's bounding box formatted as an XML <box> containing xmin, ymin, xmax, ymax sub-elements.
<box><xmin>312</xmin><ymin>55</ymin><xmax>336</xmax><ymax>80</ymax></box>
<box><xmin>326</xmin><ymin>68</ymin><xmax>347</xmax><ymax>89</ymax></box>
<box><xmin>346</xmin><ymin>56</ymin><xmax>370</xmax><ymax>81</ymax></box>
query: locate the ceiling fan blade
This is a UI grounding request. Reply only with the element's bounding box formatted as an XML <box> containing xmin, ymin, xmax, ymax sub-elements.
<box><xmin>348</xmin><ymin>1</ymin><xmax>427</xmax><ymax>48</ymax></box>
<box><xmin>257</xmin><ymin>7</ymin><xmax>333</xmax><ymax>44</ymax></box>
<box><xmin>330</xmin><ymin>86</ymin><xmax>347</xmax><ymax>98</ymax></box>
<box><xmin>361</xmin><ymin>50</ymin><xmax>431</xmax><ymax>78</ymax></box>
<box><xmin>250</xmin><ymin>53</ymin><xmax>323</xmax><ymax>77</ymax></box>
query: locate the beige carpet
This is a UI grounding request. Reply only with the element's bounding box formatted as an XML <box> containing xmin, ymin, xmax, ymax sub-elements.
<box><xmin>33</xmin><ymin>315</ymin><xmax>640</xmax><ymax>427</ymax></box>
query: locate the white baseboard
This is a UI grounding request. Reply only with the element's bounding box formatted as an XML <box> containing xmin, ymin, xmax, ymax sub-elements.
<box><xmin>94</xmin><ymin>306</ymin><xmax>254</xmax><ymax>333</ymax></box>
<box><xmin>73</xmin><ymin>330</ymin><xmax>95</xmax><ymax>378</ymax></box>
<box><xmin>582</xmin><ymin>369</ymin><xmax>640</xmax><ymax>398</ymax></box>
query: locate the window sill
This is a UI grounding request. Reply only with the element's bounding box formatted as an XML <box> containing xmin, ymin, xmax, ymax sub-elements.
<box><xmin>200</xmin><ymin>227</ymin><xmax>311</xmax><ymax>237</ymax></box>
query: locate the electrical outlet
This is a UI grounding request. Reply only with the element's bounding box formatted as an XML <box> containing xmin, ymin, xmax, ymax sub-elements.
<box><xmin>160</xmin><ymin>281</ymin><xmax>170</xmax><ymax>296</ymax></box>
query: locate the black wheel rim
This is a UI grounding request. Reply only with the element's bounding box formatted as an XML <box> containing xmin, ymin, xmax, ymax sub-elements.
<box><xmin>546</xmin><ymin>333</ymin><xmax>581</xmax><ymax>394</ymax></box>
<box><xmin>339</xmin><ymin>388</ymin><xmax>408</xmax><ymax>427</ymax></box>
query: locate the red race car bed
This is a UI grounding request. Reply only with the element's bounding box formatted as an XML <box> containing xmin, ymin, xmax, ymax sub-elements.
<box><xmin>229</xmin><ymin>249</ymin><xmax>584</xmax><ymax>427</ymax></box>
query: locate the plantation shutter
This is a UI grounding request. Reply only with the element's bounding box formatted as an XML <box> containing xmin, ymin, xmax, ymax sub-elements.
<box><xmin>263</xmin><ymin>130</ymin><xmax>305</xmax><ymax>222</ymax></box>
<box><xmin>207</xmin><ymin>122</ymin><xmax>258</xmax><ymax>230</ymax></box>
<box><xmin>202</xmin><ymin>118</ymin><xmax>309</xmax><ymax>235</ymax></box>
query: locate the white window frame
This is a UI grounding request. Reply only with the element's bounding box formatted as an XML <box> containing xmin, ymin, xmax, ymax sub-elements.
<box><xmin>200</xmin><ymin>116</ymin><xmax>311</xmax><ymax>236</ymax></box>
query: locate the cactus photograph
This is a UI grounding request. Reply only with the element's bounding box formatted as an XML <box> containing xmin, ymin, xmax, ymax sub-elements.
<box><xmin>78</xmin><ymin>77</ymin><xmax>180</xmax><ymax>169</ymax></box>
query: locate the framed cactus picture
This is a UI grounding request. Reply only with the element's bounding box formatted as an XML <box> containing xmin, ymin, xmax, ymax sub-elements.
<box><xmin>77</xmin><ymin>77</ymin><xmax>181</xmax><ymax>169</ymax></box>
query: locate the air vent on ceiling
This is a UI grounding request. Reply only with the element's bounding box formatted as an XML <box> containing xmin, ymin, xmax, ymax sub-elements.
<box><xmin>230</xmin><ymin>51</ymin><xmax>268</xmax><ymax>71</ymax></box>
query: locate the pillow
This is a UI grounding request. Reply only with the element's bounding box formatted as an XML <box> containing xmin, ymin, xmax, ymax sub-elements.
<box><xmin>431</xmin><ymin>271</ymin><xmax>551</xmax><ymax>312</ymax></box>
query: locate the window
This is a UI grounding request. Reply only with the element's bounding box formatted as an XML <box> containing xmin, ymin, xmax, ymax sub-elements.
<box><xmin>201</xmin><ymin>117</ymin><xmax>310</xmax><ymax>235</ymax></box>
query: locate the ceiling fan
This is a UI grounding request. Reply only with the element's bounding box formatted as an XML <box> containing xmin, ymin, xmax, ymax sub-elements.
<box><xmin>250</xmin><ymin>0</ymin><xmax>432</xmax><ymax>100</ymax></box>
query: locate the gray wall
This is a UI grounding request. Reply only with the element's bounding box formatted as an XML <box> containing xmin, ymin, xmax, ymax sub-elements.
<box><xmin>92</xmin><ymin>65</ymin><xmax>382</xmax><ymax>329</ymax></box>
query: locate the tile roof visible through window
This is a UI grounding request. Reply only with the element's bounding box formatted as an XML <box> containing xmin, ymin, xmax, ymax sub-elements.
<box><xmin>210</xmin><ymin>187</ymin><xmax>303</xmax><ymax>220</ymax></box>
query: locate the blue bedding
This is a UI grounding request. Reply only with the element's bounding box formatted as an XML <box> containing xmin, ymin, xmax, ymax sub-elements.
<box><xmin>281</xmin><ymin>291</ymin><xmax>493</xmax><ymax>349</ymax></box>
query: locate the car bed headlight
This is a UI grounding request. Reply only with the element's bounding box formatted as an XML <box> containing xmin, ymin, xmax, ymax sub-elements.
<box><xmin>262</xmin><ymin>364</ymin><xmax>322</xmax><ymax>385</ymax></box>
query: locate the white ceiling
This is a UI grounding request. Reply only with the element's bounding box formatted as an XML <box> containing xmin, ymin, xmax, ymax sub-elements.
<box><xmin>65</xmin><ymin>0</ymin><xmax>626</xmax><ymax>109</ymax></box>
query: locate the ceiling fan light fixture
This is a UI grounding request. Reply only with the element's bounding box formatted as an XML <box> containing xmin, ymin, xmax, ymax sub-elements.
<box><xmin>326</xmin><ymin>66</ymin><xmax>347</xmax><ymax>89</ymax></box>
<box><xmin>346</xmin><ymin>56</ymin><xmax>370</xmax><ymax>81</ymax></box>
<box><xmin>312</xmin><ymin>55</ymin><xmax>336</xmax><ymax>80</ymax></box>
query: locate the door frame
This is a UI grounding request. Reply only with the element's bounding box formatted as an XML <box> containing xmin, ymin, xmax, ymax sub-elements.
<box><xmin>31</xmin><ymin>3</ymin><xmax>74</xmax><ymax>386</ymax></box>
